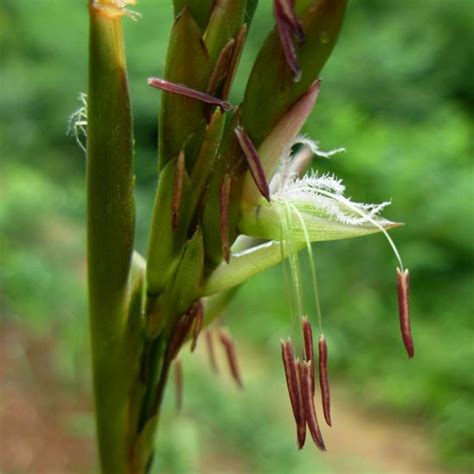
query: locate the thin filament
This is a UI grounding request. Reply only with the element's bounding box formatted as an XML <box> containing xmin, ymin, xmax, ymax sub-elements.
<box><xmin>288</xmin><ymin>202</ymin><xmax>323</xmax><ymax>333</ymax></box>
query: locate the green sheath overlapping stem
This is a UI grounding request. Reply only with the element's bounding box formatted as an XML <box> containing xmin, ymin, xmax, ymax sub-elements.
<box><xmin>87</xmin><ymin>2</ymin><xmax>137</xmax><ymax>473</ymax></box>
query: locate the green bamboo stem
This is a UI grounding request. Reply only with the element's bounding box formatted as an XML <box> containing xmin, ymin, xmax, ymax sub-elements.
<box><xmin>87</xmin><ymin>2</ymin><xmax>136</xmax><ymax>472</ymax></box>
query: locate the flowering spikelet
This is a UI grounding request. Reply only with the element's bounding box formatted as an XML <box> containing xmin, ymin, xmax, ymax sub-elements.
<box><xmin>301</xmin><ymin>317</ymin><xmax>315</xmax><ymax>395</ymax></box>
<box><xmin>218</xmin><ymin>327</ymin><xmax>243</xmax><ymax>388</ymax></box>
<box><xmin>318</xmin><ymin>335</ymin><xmax>331</xmax><ymax>426</ymax></box>
<box><xmin>174</xmin><ymin>358</ymin><xmax>183</xmax><ymax>411</ymax></box>
<box><xmin>300</xmin><ymin>361</ymin><xmax>326</xmax><ymax>451</ymax></box>
<box><xmin>205</xmin><ymin>329</ymin><xmax>219</xmax><ymax>374</ymax></box>
<box><xmin>397</xmin><ymin>268</ymin><xmax>414</xmax><ymax>358</ymax></box>
<box><xmin>281</xmin><ymin>339</ymin><xmax>306</xmax><ymax>448</ymax></box>
<box><xmin>235</xmin><ymin>126</ymin><xmax>271</xmax><ymax>201</ymax></box>
<box><xmin>148</xmin><ymin>77</ymin><xmax>233</xmax><ymax>112</ymax></box>
<box><xmin>171</xmin><ymin>150</ymin><xmax>185</xmax><ymax>230</ymax></box>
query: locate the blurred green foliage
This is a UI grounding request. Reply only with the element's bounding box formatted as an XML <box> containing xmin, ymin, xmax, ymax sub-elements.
<box><xmin>1</xmin><ymin>0</ymin><xmax>473</xmax><ymax>472</ymax></box>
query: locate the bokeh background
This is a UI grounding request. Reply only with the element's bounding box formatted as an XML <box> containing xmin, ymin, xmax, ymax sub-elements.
<box><xmin>1</xmin><ymin>0</ymin><xmax>473</xmax><ymax>473</ymax></box>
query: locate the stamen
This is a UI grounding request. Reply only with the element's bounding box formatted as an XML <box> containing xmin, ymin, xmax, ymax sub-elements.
<box><xmin>275</xmin><ymin>0</ymin><xmax>304</xmax><ymax>43</ymax></box>
<box><xmin>301</xmin><ymin>361</ymin><xmax>326</xmax><ymax>451</ymax></box>
<box><xmin>273</xmin><ymin>1</ymin><xmax>302</xmax><ymax>81</ymax></box>
<box><xmin>318</xmin><ymin>335</ymin><xmax>332</xmax><ymax>426</ymax></box>
<box><xmin>147</xmin><ymin>77</ymin><xmax>233</xmax><ymax>112</ymax></box>
<box><xmin>218</xmin><ymin>327</ymin><xmax>243</xmax><ymax>389</ymax></box>
<box><xmin>174</xmin><ymin>358</ymin><xmax>183</xmax><ymax>411</ymax></box>
<box><xmin>235</xmin><ymin>126</ymin><xmax>271</xmax><ymax>202</ymax></box>
<box><xmin>294</xmin><ymin>358</ymin><xmax>307</xmax><ymax>449</ymax></box>
<box><xmin>190</xmin><ymin>300</ymin><xmax>204</xmax><ymax>352</ymax></box>
<box><xmin>207</xmin><ymin>38</ymin><xmax>235</xmax><ymax>96</ymax></box>
<box><xmin>397</xmin><ymin>268</ymin><xmax>414</xmax><ymax>359</ymax></box>
<box><xmin>172</xmin><ymin>150</ymin><xmax>185</xmax><ymax>230</ymax></box>
<box><xmin>301</xmin><ymin>317</ymin><xmax>315</xmax><ymax>395</ymax></box>
<box><xmin>222</xmin><ymin>25</ymin><xmax>247</xmax><ymax>101</ymax></box>
<box><xmin>281</xmin><ymin>340</ymin><xmax>306</xmax><ymax>448</ymax></box>
<box><xmin>205</xmin><ymin>329</ymin><xmax>219</xmax><ymax>374</ymax></box>
<box><xmin>220</xmin><ymin>174</ymin><xmax>232</xmax><ymax>263</ymax></box>
<box><xmin>168</xmin><ymin>303</ymin><xmax>200</xmax><ymax>361</ymax></box>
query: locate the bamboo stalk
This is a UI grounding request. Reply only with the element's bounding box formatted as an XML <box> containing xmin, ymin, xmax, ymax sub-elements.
<box><xmin>87</xmin><ymin>2</ymin><xmax>136</xmax><ymax>472</ymax></box>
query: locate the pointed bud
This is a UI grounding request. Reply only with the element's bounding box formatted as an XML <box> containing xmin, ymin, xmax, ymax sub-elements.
<box><xmin>318</xmin><ymin>335</ymin><xmax>332</xmax><ymax>426</ymax></box>
<box><xmin>218</xmin><ymin>327</ymin><xmax>243</xmax><ymax>389</ymax></box>
<box><xmin>241</xmin><ymin>81</ymin><xmax>320</xmax><ymax>206</ymax></box>
<box><xmin>172</xmin><ymin>150</ymin><xmax>185</xmax><ymax>229</ymax></box>
<box><xmin>301</xmin><ymin>316</ymin><xmax>315</xmax><ymax>395</ymax></box>
<box><xmin>235</xmin><ymin>125</ymin><xmax>271</xmax><ymax>202</ymax></box>
<box><xmin>281</xmin><ymin>340</ymin><xmax>306</xmax><ymax>448</ymax></box>
<box><xmin>301</xmin><ymin>361</ymin><xmax>326</xmax><ymax>451</ymax></box>
<box><xmin>148</xmin><ymin>77</ymin><xmax>233</xmax><ymax>112</ymax></box>
<box><xmin>205</xmin><ymin>329</ymin><xmax>219</xmax><ymax>374</ymax></box>
<box><xmin>174</xmin><ymin>358</ymin><xmax>183</xmax><ymax>411</ymax></box>
<box><xmin>220</xmin><ymin>174</ymin><xmax>232</xmax><ymax>263</ymax></box>
<box><xmin>397</xmin><ymin>268</ymin><xmax>414</xmax><ymax>359</ymax></box>
<box><xmin>190</xmin><ymin>300</ymin><xmax>204</xmax><ymax>352</ymax></box>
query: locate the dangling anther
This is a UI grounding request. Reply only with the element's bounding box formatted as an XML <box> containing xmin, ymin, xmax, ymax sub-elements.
<box><xmin>172</xmin><ymin>149</ymin><xmax>185</xmax><ymax>230</ymax></box>
<box><xmin>234</xmin><ymin>125</ymin><xmax>270</xmax><ymax>201</ymax></box>
<box><xmin>301</xmin><ymin>316</ymin><xmax>315</xmax><ymax>395</ymax></box>
<box><xmin>220</xmin><ymin>174</ymin><xmax>232</xmax><ymax>263</ymax></box>
<box><xmin>174</xmin><ymin>358</ymin><xmax>183</xmax><ymax>411</ymax></box>
<box><xmin>318</xmin><ymin>334</ymin><xmax>332</xmax><ymax>426</ymax></box>
<box><xmin>190</xmin><ymin>300</ymin><xmax>204</xmax><ymax>352</ymax></box>
<box><xmin>218</xmin><ymin>327</ymin><xmax>243</xmax><ymax>389</ymax></box>
<box><xmin>397</xmin><ymin>267</ymin><xmax>414</xmax><ymax>358</ymax></box>
<box><xmin>281</xmin><ymin>339</ymin><xmax>306</xmax><ymax>449</ymax></box>
<box><xmin>301</xmin><ymin>361</ymin><xmax>326</xmax><ymax>451</ymax></box>
<box><xmin>147</xmin><ymin>77</ymin><xmax>233</xmax><ymax>112</ymax></box>
<box><xmin>205</xmin><ymin>329</ymin><xmax>219</xmax><ymax>374</ymax></box>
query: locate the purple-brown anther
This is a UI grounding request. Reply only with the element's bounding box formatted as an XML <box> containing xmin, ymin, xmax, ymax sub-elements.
<box><xmin>273</xmin><ymin>0</ymin><xmax>302</xmax><ymax>81</ymax></box>
<box><xmin>222</xmin><ymin>24</ymin><xmax>247</xmax><ymax>101</ymax></box>
<box><xmin>301</xmin><ymin>361</ymin><xmax>326</xmax><ymax>451</ymax></box>
<box><xmin>234</xmin><ymin>125</ymin><xmax>271</xmax><ymax>202</ymax></box>
<box><xmin>148</xmin><ymin>77</ymin><xmax>233</xmax><ymax>112</ymax></box>
<box><xmin>190</xmin><ymin>300</ymin><xmax>204</xmax><ymax>352</ymax></box>
<box><xmin>174</xmin><ymin>358</ymin><xmax>183</xmax><ymax>411</ymax></box>
<box><xmin>294</xmin><ymin>358</ymin><xmax>307</xmax><ymax>449</ymax></box>
<box><xmin>205</xmin><ymin>329</ymin><xmax>219</xmax><ymax>374</ymax></box>
<box><xmin>318</xmin><ymin>334</ymin><xmax>332</xmax><ymax>426</ymax></box>
<box><xmin>220</xmin><ymin>174</ymin><xmax>232</xmax><ymax>263</ymax></box>
<box><xmin>281</xmin><ymin>340</ymin><xmax>306</xmax><ymax>449</ymax></box>
<box><xmin>301</xmin><ymin>316</ymin><xmax>315</xmax><ymax>395</ymax></box>
<box><xmin>172</xmin><ymin>150</ymin><xmax>185</xmax><ymax>230</ymax></box>
<box><xmin>397</xmin><ymin>267</ymin><xmax>414</xmax><ymax>359</ymax></box>
<box><xmin>207</xmin><ymin>38</ymin><xmax>235</xmax><ymax>97</ymax></box>
<box><xmin>275</xmin><ymin>0</ymin><xmax>304</xmax><ymax>43</ymax></box>
<box><xmin>218</xmin><ymin>327</ymin><xmax>243</xmax><ymax>389</ymax></box>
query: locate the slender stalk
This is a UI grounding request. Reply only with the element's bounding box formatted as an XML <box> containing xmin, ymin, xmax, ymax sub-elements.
<box><xmin>87</xmin><ymin>2</ymin><xmax>136</xmax><ymax>472</ymax></box>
